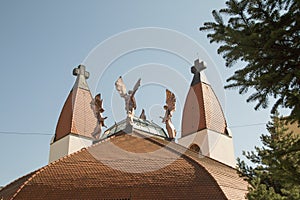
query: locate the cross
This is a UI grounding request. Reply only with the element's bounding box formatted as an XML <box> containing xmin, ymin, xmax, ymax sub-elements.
<box><xmin>190</xmin><ymin>59</ymin><xmax>206</xmax><ymax>86</ymax></box>
<box><xmin>73</xmin><ymin>65</ymin><xmax>90</xmax><ymax>79</ymax></box>
<box><xmin>192</xmin><ymin>59</ymin><xmax>206</xmax><ymax>74</ymax></box>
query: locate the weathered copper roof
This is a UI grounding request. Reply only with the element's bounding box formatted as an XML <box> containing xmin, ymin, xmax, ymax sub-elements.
<box><xmin>54</xmin><ymin>65</ymin><xmax>97</xmax><ymax>141</ymax></box>
<box><xmin>0</xmin><ymin>132</ymin><xmax>247</xmax><ymax>200</ymax></box>
<box><xmin>102</xmin><ymin>116</ymin><xmax>167</xmax><ymax>139</ymax></box>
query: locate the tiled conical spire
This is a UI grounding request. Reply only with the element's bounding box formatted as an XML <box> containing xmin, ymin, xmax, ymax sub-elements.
<box><xmin>181</xmin><ymin>59</ymin><xmax>228</xmax><ymax>137</ymax></box>
<box><xmin>54</xmin><ymin>65</ymin><xmax>97</xmax><ymax>141</ymax></box>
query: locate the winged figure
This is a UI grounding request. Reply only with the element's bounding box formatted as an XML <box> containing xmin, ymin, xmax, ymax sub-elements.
<box><xmin>115</xmin><ymin>76</ymin><xmax>141</xmax><ymax>125</ymax></box>
<box><xmin>162</xmin><ymin>89</ymin><xmax>176</xmax><ymax>139</ymax></box>
<box><xmin>91</xmin><ymin>93</ymin><xmax>107</xmax><ymax>139</ymax></box>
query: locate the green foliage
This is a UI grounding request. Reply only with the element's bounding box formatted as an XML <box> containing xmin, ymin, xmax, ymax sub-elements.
<box><xmin>200</xmin><ymin>0</ymin><xmax>300</xmax><ymax>123</ymax></box>
<box><xmin>237</xmin><ymin>113</ymin><xmax>300</xmax><ymax>199</ymax></box>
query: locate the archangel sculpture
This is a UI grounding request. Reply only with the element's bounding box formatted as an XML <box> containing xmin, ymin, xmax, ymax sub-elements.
<box><xmin>91</xmin><ymin>93</ymin><xmax>107</xmax><ymax>139</ymax></box>
<box><xmin>115</xmin><ymin>76</ymin><xmax>141</xmax><ymax>126</ymax></box>
<box><xmin>162</xmin><ymin>89</ymin><xmax>176</xmax><ymax>139</ymax></box>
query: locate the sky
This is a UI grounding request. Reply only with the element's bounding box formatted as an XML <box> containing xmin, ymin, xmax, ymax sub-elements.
<box><xmin>0</xmin><ymin>0</ymin><xmax>273</xmax><ymax>186</ymax></box>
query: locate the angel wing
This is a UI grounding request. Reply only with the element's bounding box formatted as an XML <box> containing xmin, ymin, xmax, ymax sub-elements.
<box><xmin>115</xmin><ymin>76</ymin><xmax>127</xmax><ymax>97</ymax></box>
<box><xmin>130</xmin><ymin>78</ymin><xmax>141</xmax><ymax>96</ymax></box>
<box><xmin>94</xmin><ymin>93</ymin><xmax>104</xmax><ymax>113</ymax></box>
<box><xmin>165</xmin><ymin>89</ymin><xmax>176</xmax><ymax>112</ymax></box>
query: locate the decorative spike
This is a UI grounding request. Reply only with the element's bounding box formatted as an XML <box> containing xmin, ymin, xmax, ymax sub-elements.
<box><xmin>139</xmin><ymin>109</ymin><xmax>147</xmax><ymax>120</ymax></box>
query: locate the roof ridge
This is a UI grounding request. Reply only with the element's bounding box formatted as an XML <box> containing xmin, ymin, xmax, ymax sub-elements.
<box><xmin>180</xmin><ymin>143</ymin><xmax>248</xmax><ymax>199</ymax></box>
<box><xmin>58</xmin><ymin>131</ymin><xmax>235</xmax><ymax>170</ymax></box>
<box><xmin>54</xmin><ymin>90</ymin><xmax>76</xmax><ymax>141</ymax></box>
<box><xmin>86</xmin><ymin>134</ymin><xmax>117</xmax><ymax>150</ymax></box>
<box><xmin>0</xmin><ymin>171</ymin><xmax>36</xmax><ymax>200</ymax></box>
<box><xmin>141</xmin><ymin>136</ymin><xmax>228</xmax><ymax>199</ymax></box>
<box><xmin>199</xmin><ymin>81</ymin><xmax>208</xmax><ymax>129</ymax></box>
<box><xmin>11</xmin><ymin>146</ymin><xmax>90</xmax><ymax>199</ymax></box>
<box><xmin>144</xmin><ymin>134</ymin><xmax>236</xmax><ymax>170</ymax></box>
<box><xmin>70</xmin><ymin>83</ymin><xmax>97</xmax><ymax>138</ymax></box>
<box><xmin>84</xmin><ymin>132</ymin><xmax>228</xmax><ymax>172</ymax></box>
<box><xmin>90</xmin><ymin>130</ymin><xmax>234</xmax><ymax>169</ymax></box>
<box><xmin>185</xmin><ymin>145</ymin><xmax>236</xmax><ymax>169</ymax></box>
<box><xmin>204</xmin><ymin>81</ymin><xmax>228</xmax><ymax>129</ymax></box>
<box><xmin>63</xmin><ymin>131</ymin><xmax>233</xmax><ymax>170</ymax></box>
<box><xmin>1</xmin><ymin>171</ymin><xmax>35</xmax><ymax>190</ymax></box>
<box><xmin>11</xmin><ymin>168</ymin><xmax>45</xmax><ymax>200</ymax></box>
<box><xmin>10</xmin><ymin>163</ymin><xmax>56</xmax><ymax>200</ymax></box>
<box><xmin>69</xmin><ymin>86</ymin><xmax>79</xmax><ymax>134</ymax></box>
<box><xmin>50</xmin><ymin>144</ymin><xmax>89</xmax><ymax>164</ymax></box>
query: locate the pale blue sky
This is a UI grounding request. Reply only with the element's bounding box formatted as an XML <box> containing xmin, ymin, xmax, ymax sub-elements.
<box><xmin>0</xmin><ymin>0</ymin><xmax>272</xmax><ymax>186</ymax></box>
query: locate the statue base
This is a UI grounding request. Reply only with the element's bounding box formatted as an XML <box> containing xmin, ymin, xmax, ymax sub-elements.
<box><xmin>124</xmin><ymin>124</ymin><xmax>133</xmax><ymax>134</ymax></box>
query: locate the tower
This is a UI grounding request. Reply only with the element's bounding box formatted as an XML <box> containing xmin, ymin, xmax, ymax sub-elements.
<box><xmin>49</xmin><ymin>65</ymin><xmax>97</xmax><ymax>163</ymax></box>
<box><xmin>1</xmin><ymin>63</ymin><xmax>248</xmax><ymax>200</ymax></box>
<box><xmin>178</xmin><ymin>59</ymin><xmax>235</xmax><ymax>167</ymax></box>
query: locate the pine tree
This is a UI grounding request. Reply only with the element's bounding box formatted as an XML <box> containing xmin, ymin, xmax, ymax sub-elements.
<box><xmin>200</xmin><ymin>0</ymin><xmax>300</xmax><ymax>123</ymax></box>
<box><xmin>237</xmin><ymin>113</ymin><xmax>300</xmax><ymax>199</ymax></box>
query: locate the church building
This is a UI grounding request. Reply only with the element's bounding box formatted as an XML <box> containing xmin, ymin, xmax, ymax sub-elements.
<box><xmin>0</xmin><ymin>60</ymin><xmax>248</xmax><ymax>199</ymax></box>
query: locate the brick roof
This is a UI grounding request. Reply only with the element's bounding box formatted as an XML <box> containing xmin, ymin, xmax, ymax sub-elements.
<box><xmin>54</xmin><ymin>65</ymin><xmax>97</xmax><ymax>141</ymax></box>
<box><xmin>181</xmin><ymin>81</ymin><xmax>228</xmax><ymax>137</ymax></box>
<box><xmin>0</xmin><ymin>132</ymin><xmax>247</xmax><ymax>200</ymax></box>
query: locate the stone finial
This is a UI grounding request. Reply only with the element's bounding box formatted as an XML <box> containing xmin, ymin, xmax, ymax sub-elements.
<box><xmin>191</xmin><ymin>59</ymin><xmax>206</xmax><ymax>86</ymax></box>
<box><xmin>139</xmin><ymin>109</ymin><xmax>146</xmax><ymax>120</ymax></box>
<box><xmin>72</xmin><ymin>65</ymin><xmax>90</xmax><ymax>90</ymax></box>
<box><xmin>73</xmin><ymin>65</ymin><xmax>90</xmax><ymax>79</ymax></box>
<box><xmin>192</xmin><ymin>59</ymin><xmax>206</xmax><ymax>74</ymax></box>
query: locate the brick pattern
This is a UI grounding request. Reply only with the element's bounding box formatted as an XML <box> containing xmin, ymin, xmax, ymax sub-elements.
<box><xmin>0</xmin><ymin>133</ymin><xmax>247</xmax><ymax>200</ymax></box>
<box><xmin>181</xmin><ymin>84</ymin><xmax>206</xmax><ymax>136</ymax></box>
<box><xmin>201</xmin><ymin>82</ymin><xmax>227</xmax><ymax>134</ymax></box>
<box><xmin>55</xmin><ymin>87</ymin><xmax>97</xmax><ymax>141</ymax></box>
<box><xmin>181</xmin><ymin>81</ymin><xmax>227</xmax><ymax>136</ymax></box>
<box><xmin>150</xmin><ymin>137</ymin><xmax>248</xmax><ymax>200</ymax></box>
<box><xmin>0</xmin><ymin>171</ymin><xmax>35</xmax><ymax>200</ymax></box>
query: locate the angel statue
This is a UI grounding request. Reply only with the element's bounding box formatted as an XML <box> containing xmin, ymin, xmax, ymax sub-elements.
<box><xmin>115</xmin><ymin>76</ymin><xmax>141</xmax><ymax>126</ymax></box>
<box><xmin>161</xmin><ymin>89</ymin><xmax>176</xmax><ymax>139</ymax></box>
<box><xmin>91</xmin><ymin>93</ymin><xmax>107</xmax><ymax>140</ymax></box>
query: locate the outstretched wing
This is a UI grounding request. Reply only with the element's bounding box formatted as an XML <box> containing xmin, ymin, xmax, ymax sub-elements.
<box><xmin>131</xmin><ymin>78</ymin><xmax>141</xmax><ymax>96</ymax></box>
<box><xmin>165</xmin><ymin>89</ymin><xmax>176</xmax><ymax>112</ymax></box>
<box><xmin>115</xmin><ymin>76</ymin><xmax>127</xmax><ymax>97</ymax></box>
<box><xmin>94</xmin><ymin>93</ymin><xmax>104</xmax><ymax>113</ymax></box>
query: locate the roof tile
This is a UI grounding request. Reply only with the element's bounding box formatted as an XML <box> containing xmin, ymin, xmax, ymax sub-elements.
<box><xmin>181</xmin><ymin>81</ymin><xmax>227</xmax><ymax>137</ymax></box>
<box><xmin>0</xmin><ymin>133</ymin><xmax>247</xmax><ymax>200</ymax></box>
